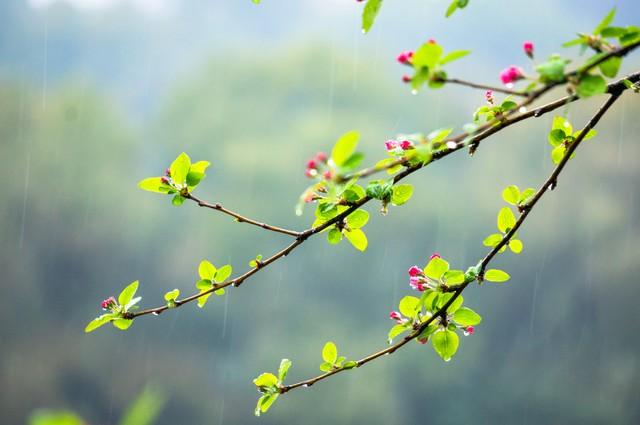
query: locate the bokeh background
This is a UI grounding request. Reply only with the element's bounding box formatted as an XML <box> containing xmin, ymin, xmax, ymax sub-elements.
<box><xmin>2</xmin><ymin>0</ymin><xmax>640</xmax><ymax>424</ymax></box>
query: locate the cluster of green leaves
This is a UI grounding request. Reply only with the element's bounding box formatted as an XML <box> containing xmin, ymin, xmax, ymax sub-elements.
<box><xmin>408</xmin><ymin>41</ymin><xmax>470</xmax><ymax>91</ymax></box>
<box><xmin>483</xmin><ymin>200</ymin><xmax>524</xmax><ymax>255</ymax></box>
<box><xmin>474</xmin><ymin>96</ymin><xmax>518</xmax><ymax>124</ymax></box>
<box><xmin>376</xmin><ymin>129</ymin><xmax>452</xmax><ymax>173</ymax></box>
<box><xmin>565</xmin><ymin>8</ymin><xmax>638</xmax><ymax>97</ymax></box>
<box><xmin>253</xmin><ymin>359</ymin><xmax>291</xmax><ymax>416</ymax></box>
<box><xmin>319</xmin><ymin>341</ymin><xmax>357</xmax><ymax>372</ymax></box>
<box><xmin>85</xmin><ymin>280</ymin><xmax>141</xmax><ymax>332</ymax></box>
<box><xmin>387</xmin><ymin>256</ymin><xmax>498</xmax><ymax>361</ymax></box>
<box><xmin>195</xmin><ymin>260</ymin><xmax>231</xmax><ymax>308</ymax></box>
<box><xmin>138</xmin><ymin>152</ymin><xmax>210</xmax><ymax>205</ymax></box>
<box><xmin>547</xmin><ymin>116</ymin><xmax>597</xmax><ymax>165</ymax></box>
<box><xmin>361</xmin><ymin>0</ymin><xmax>470</xmax><ymax>33</ymax></box>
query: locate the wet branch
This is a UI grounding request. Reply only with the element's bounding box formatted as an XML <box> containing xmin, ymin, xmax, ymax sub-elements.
<box><xmin>280</xmin><ymin>90</ymin><xmax>625</xmax><ymax>394</ymax></box>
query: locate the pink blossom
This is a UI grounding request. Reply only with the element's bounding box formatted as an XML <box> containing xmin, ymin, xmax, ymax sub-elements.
<box><xmin>160</xmin><ymin>176</ymin><xmax>170</xmax><ymax>185</ymax></box>
<box><xmin>485</xmin><ymin>90</ymin><xmax>494</xmax><ymax>104</ymax></box>
<box><xmin>164</xmin><ymin>168</ymin><xmax>171</xmax><ymax>177</ymax></box>
<box><xmin>402</xmin><ymin>74</ymin><xmax>412</xmax><ymax>83</ymax></box>
<box><xmin>101</xmin><ymin>297</ymin><xmax>116</xmax><ymax>310</ymax></box>
<box><xmin>305</xmin><ymin>168</ymin><xmax>317</xmax><ymax>178</ymax></box>
<box><xmin>409</xmin><ymin>276</ymin><xmax>428</xmax><ymax>291</ymax></box>
<box><xmin>389</xmin><ymin>311</ymin><xmax>405</xmax><ymax>324</ymax></box>
<box><xmin>429</xmin><ymin>252</ymin><xmax>441</xmax><ymax>260</ymax></box>
<box><xmin>499</xmin><ymin>66</ymin><xmax>524</xmax><ymax>85</ymax></box>
<box><xmin>408</xmin><ymin>265</ymin><xmax>423</xmax><ymax>277</ymax></box>
<box><xmin>523</xmin><ymin>41</ymin><xmax>534</xmax><ymax>59</ymax></box>
<box><xmin>323</xmin><ymin>170</ymin><xmax>333</xmax><ymax>180</ymax></box>
<box><xmin>315</xmin><ymin>152</ymin><xmax>328</xmax><ymax>163</ymax></box>
<box><xmin>463</xmin><ymin>326</ymin><xmax>475</xmax><ymax>336</ymax></box>
<box><xmin>400</xmin><ymin>140</ymin><xmax>414</xmax><ymax>150</ymax></box>
<box><xmin>396</xmin><ymin>51</ymin><xmax>414</xmax><ymax>64</ymax></box>
<box><xmin>427</xmin><ymin>38</ymin><xmax>437</xmax><ymax>44</ymax></box>
<box><xmin>385</xmin><ymin>140</ymin><xmax>399</xmax><ymax>151</ymax></box>
<box><xmin>306</xmin><ymin>159</ymin><xmax>317</xmax><ymax>170</ymax></box>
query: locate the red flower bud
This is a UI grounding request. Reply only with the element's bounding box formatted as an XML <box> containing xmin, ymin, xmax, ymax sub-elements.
<box><xmin>315</xmin><ymin>152</ymin><xmax>328</xmax><ymax>162</ymax></box>
<box><xmin>307</xmin><ymin>159</ymin><xmax>317</xmax><ymax>170</ymax></box>
<box><xmin>400</xmin><ymin>140</ymin><xmax>414</xmax><ymax>150</ymax></box>
<box><xmin>101</xmin><ymin>296</ymin><xmax>117</xmax><ymax>311</ymax></box>
<box><xmin>160</xmin><ymin>176</ymin><xmax>170</xmax><ymax>185</ymax></box>
<box><xmin>402</xmin><ymin>74</ymin><xmax>412</xmax><ymax>83</ymax></box>
<box><xmin>408</xmin><ymin>265</ymin><xmax>422</xmax><ymax>277</ymax></box>
<box><xmin>523</xmin><ymin>41</ymin><xmax>534</xmax><ymax>59</ymax></box>
<box><xmin>429</xmin><ymin>252</ymin><xmax>441</xmax><ymax>260</ymax></box>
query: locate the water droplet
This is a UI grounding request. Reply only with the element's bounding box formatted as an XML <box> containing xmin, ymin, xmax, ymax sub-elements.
<box><xmin>444</xmin><ymin>358</ymin><xmax>451</xmax><ymax>363</ymax></box>
<box><xmin>506</xmin><ymin>82</ymin><xmax>514</xmax><ymax>89</ymax></box>
<box><xmin>411</xmin><ymin>89</ymin><xmax>418</xmax><ymax>95</ymax></box>
<box><xmin>446</xmin><ymin>141</ymin><xmax>457</xmax><ymax>149</ymax></box>
<box><xmin>519</xmin><ymin>106</ymin><xmax>527</xmax><ymax>113</ymax></box>
<box><xmin>152</xmin><ymin>312</ymin><xmax>160</xmax><ymax>316</ymax></box>
<box><xmin>361</xmin><ymin>29</ymin><xmax>366</xmax><ymax>34</ymax></box>
<box><xmin>384</xmin><ymin>352</ymin><xmax>390</xmax><ymax>356</ymax></box>
<box><xmin>302</xmin><ymin>384</ymin><xmax>310</xmax><ymax>388</ymax></box>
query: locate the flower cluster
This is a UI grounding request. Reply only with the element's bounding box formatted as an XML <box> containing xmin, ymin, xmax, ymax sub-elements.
<box><xmin>101</xmin><ymin>296</ymin><xmax>117</xmax><ymax>311</ymax></box>
<box><xmin>499</xmin><ymin>66</ymin><xmax>524</xmax><ymax>86</ymax></box>
<box><xmin>396</xmin><ymin>50</ymin><xmax>414</xmax><ymax>65</ymax></box>
<box><xmin>384</xmin><ymin>139</ymin><xmax>414</xmax><ymax>153</ymax></box>
<box><xmin>485</xmin><ymin>90</ymin><xmax>494</xmax><ymax>104</ymax></box>
<box><xmin>304</xmin><ymin>152</ymin><xmax>330</xmax><ymax>179</ymax></box>
<box><xmin>406</xmin><ymin>253</ymin><xmax>440</xmax><ymax>292</ymax></box>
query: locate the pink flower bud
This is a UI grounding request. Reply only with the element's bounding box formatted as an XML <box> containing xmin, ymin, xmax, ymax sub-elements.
<box><xmin>429</xmin><ymin>252</ymin><xmax>441</xmax><ymax>260</ymax></box>
<box><xmin>409</xmin><ymin>276</ymin><xmax>427</xmax><ymax>291</ymax></box>
<box><xmin>408</xmin><ymin>265</ymin><xmax>423</xmax><ymax>277</ymax></box>
<box><xmin>160</xmin><ymin>176</ymin><xmax>170</xmax><ymax>185</ymax></box>
<box><xmin>315</xmin><ymin>152</ymin><xmax>328</xmax><ymax>162</ymax></box>
<box><xmin>499</xmin><ymin>66</ymin><xmax>524</xmax><ymax>86</ymax></box>
<box><xmin>305</xmin><ymin>168</ymin><xmax>317</xmax><ymax>178</ymax></box>
<box><xmin>384</xmin><ymin>140</ymin><xmax>399</xmax><ymax>151</ymax></box>
<box><xmin>523</xmin><ymin>41</ymin><xmax>534</xmax><ymax>59</ymax></box>
<box><xmin>307</xmin><ymin>159</ymin><xmax>317</xmax><ymax>170</ymax></box>
<box><xmin>164</xmin><ymin>168</ymin><xmax>171</xmax><ymax>177</ymax></box>
<box><xmin>303</xmin><ymin>192</ymin><xmax>315</xmax><ymax>203</ymax></box>
<box><xmin>485</xmin><ymin>90</ymin><xmax>494</xmax><ymax>104</ymax></box>
<box><xmin>400</xmin><ymin>140</ymin><xmax>414</xmax><ymax>150</ymax></box>
<box><xmin>427</xmin><ymin>38</ymin><xmax>437</xmax><ymax>44</ymax></box>
<box><xmin>396</xmin><ymin>51</ymin><xmax>414</xmax><ymax>65</ymax></box>
<box><xmin>389</xmin><ymin>311</ymin><xmax>406</xmax><ymax>324</ymax></box>
<box><xmin>323</xmin><ymin>170</ymin><xmax>333</xmax><ymax>180</ymax></box>
<box><xmin>463</xmin><ymin>326</ymin><xmax>475</xmax><ymax>336</ymax></box>
<box><xmin>402</xmin><ymin>74</ymin><xmax>412</xmax><ymax>83</ymax></box>
<box><xmin>101</xmin><ymin>296</ymin><xmax>117</xmax><ymax>310</ymax></box>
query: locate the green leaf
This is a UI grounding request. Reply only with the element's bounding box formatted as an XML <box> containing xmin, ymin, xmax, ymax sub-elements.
<box><xmin>170</xmin><ymin>152</ymin><xmax>191</xmax><ymax>185</ymax></box>
<box><xmin>255</xmin><ymin>393</ymin><xmax>278</xmax><ymax>417</ymax></box>
<box><xmin>391</xmin><ymin>184</ymin><xmax>414</xmax><ymax>206</ymax></box>
<box><xmin>453</xmin><ymin>307</ymin><xmax>482</xmax><ymax>326</ymax></box>
<box><xmin>594</xmin><ymin>7</ymin><xmax>616</xmax><ymax>35</ymax></box>
<box><xmin>424</xmin><ymin>257</ymin><xmax>449</xmax><ymax>280</ymax></box>
<box><xmin>362</xmin><ymin>0</ymin><xmax>383</xmax><ymax>33</ymax></box>
<box><xmin>502</xmin><ymin>185</ymin><xmax>520</xmax><ymax>205</ymax></box>
<box><xmin>331</xmin><ymin>131</ymin><xmax>359</xmax><ymax>167</ymax></box>
<box><xmin>319</xmin><ymin>362</ymin><xmax>333</xmax><ymax>372</ymax></box>
<box><xmin>536</xmin><ymin>55</ymin><xmax>569</xmax><ymax>83</ymax></box>
<box><xmin>346</xmin><ymin>209</ymin><xmax>369</xmax><ymax>229</ymax></box>
<box><xmin>599</xmin><ymin>56</ymin><xmax>621</xmax><ymax>78</ymax></box>
<box><xmin>164</xmin><ymin>289</ymin><xmax>180</xmax><ymax>302</ymax></box>
<box><xmin>577</xmin><ymin>74</ymin><xmax>607</xmax><ymax>98</ymax></box>
<box><xmin>214</xmin><ymin>264</ymin><xmax>233</xmax><ymax>283</ymax></box>
<box><xmin>432</xmin><ymin>329</ymin><xmax>459</xmax><ymax>361</ymax></box>
<box><xmin>519</xmin><ymin>188</ymin><xmax>536</xmax><ymax>204</ymax></box>
<box><xmin>112</xmin><ymin>318</ymin><xmax>133</xmax><ymax>330</ymax></box>
<box><xmin>551</xmin><ymin>145</ymin><xmax>566</xmax><ymax>164</ymax></box>
<box><xmin>445</xmin><ymin>0</ymin><xmax>458</xmax><ymax>17</ymax></box>
<box><xmin>278</xmin><ymin>359</ymin><xmax>292</xmax><ymax>382</ymax></box>
<box><xmin>440</xmin><ymin>50</ymin><xmax>470</xmax><ymax>65</ymax></box>
<box><xmin>413</xmin><ymin>42</ymin><xmax>443</xmax><ymax>69</ymax></box>
<box><xmin>138</xmin><ymin>177</ymin><xmax>172</xmax><ymax>194</ymax></box>
<box><xmin>84</xmin><ymin>314</ymin><xmax>113</xmax><ymax>333</ymax></box>
<box><xmin>196</xmin><ymin>279</ymin><xmax>212</xmax><ymax>291</ymax></box>
<box><xmin>365</xmin><ymin>180</ymin><xmax>392</xmax><ymax>201</ymax></box>
<box><xmin>197</xmin><ymin>292</ymin><xmax>213</xmax><ymax>308</ymax></box>
<box><xmin>501</xmin><ymin>100</ymin><xmax>518</xmax><ymax>111</ymax></box>
<box><xmin>322</xmin><ymin>341</ymin><xmax>338</xmax><ymax>364</ymax></box>
<box><xmin>573</xmin><ymin>128</ymin><xmax>597</xmax><ymax>141</ymax></box>
<box><xmin>509</xmin><ymin>239</ymin><xmax>523</xmax><ymax>254</ymax></box>
<box><xmin>485</xmin><ymin>269</ymin><xmax>511</xmax><ymax>282</ymax></box>
<box><xmin>399</xmin><ymin>295</ymin><xmax>421</xmax><ymax>318</ymax></box>
<box><xmin>172</xmin><ymin>195</ymin><xmax>185</xmax><ymax>206</ymax></box>
<box><xmin>443</xmin><ymin>270</ymin><xmax>465</xmax><ymax>285</ymax></box>
<box><xmin>327</xmin><ymin>228</ymin><xmax>343</xmax><ymax>244</ymax></box>
<box><xmin>253</xmin><ymin>372</ymin><xmax>278</xmax><ymax>390</ymax></box>
<box><xmin>29</xmin><ymin>409</ymin><xmax>85</xmax><ymax>425</ymax></box>
<box><xmin>483</xmin><ymin>233</ymin><xmax>503</xmax><ymax>247</ymax></box>
<box><xmin>119</xmin><ymin>386</ymin><xmax>166</xmax><ymax>425</ymax></box>
<box><xmin>198</xmin><ymin>260</ymin><xmax>216</xmax><ymax>280</ymax></box>
<box><xmin>388</xmin><ymin>324</ymin><xmax>410</xmax><ymax>341</ymax></box>
<box><xmin>552</xmin><ymin>116</ymin><xmax>572</xmax><ymax>134</ymax></box>
<box><xmin>344</xmin><ymin>228</ymin><xmax>368</xmax><ymax>251</ymax></box>
<box><xmin>343</xmin><ymin>360</ymin><xmax>358</xmax><ymax>369</ymax></box>
<box><xmin>497</xmin><ymin>207</ymin><xmax>516</xmax><ymax>233</ymax></box>
<box><xmin>118</xmin><ymin>280</ymin><xmax>139</xmax><ymax>306</ymax></box>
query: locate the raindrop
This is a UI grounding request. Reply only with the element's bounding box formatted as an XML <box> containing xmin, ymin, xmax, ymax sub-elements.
<box><xmin>519</xmin><ymin>106</ymin><xmax>527</xmax><ymax>113</ymax></box>
<box><xmin>446</xmin><ymin>141</ymin><xmax>457</xmax><ymax>149</ymax></box>
<box><xmin>384</xmin><ymin>352</ymin><xmax>390</xmax><ymax>356</ymax></box>
<box><xmin>152</xmin><ymin>312</ymin><xmax>160</xmax><ymax>316</ymax></box>
<box><xmin>302</xmin><ymin>384</ymin><xmax>310</xmax><ymax>388</ymax></box>
<box><xmin>411</xmin><ymin>89</ymin><xmax>418</xmax><ymax>95</ymax></box>
<box><xmin>444</xmin><ymin>358</ymin><xmax>451</xmax><ymax>363</ymax></box>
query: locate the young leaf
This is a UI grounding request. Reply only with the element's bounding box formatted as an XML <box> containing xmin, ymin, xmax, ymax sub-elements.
<box><xmin>483</xmin><ymin>233</ymin><xmax>503</xmax><ymax>247</ymax></box>
<box><xmin>255</xmin><ymin>394</ymin><xmax>278</xmax><ymax>417</ymax></box>
<box><xmin>198</xmin><ymin>260</ymin><xmax>216</xmax><ymax>280</ymax></box>
<box><xmin>424</xmin><ymin>256</ymin><xmax>449</xmax><ymax>280</ymax></box>
<box><xmin>594</xmin><ymin>7</ymin><xmax>616</xmax><ymax>35</ymax></box>
<box><xmin>170</xmin><ymin>152</ymin><xmax>191</xmax><ymax>185</ymax></box>
<box><xmin>327</xmin><ymin>228</ymin><xmax>343</xmax><ymax>244</ymax></box>
<box><xmin>138</xmin><ymin>177</ymin><xmax>172</xmax><ymax>194</ymax></box>
<box><xmin>362</xmin><ymin>0</ymin><xmax>383</xmax><ymax>34</ymax></box>
<box><xmin>485</xmin><ymin>269</ymin><xmax>511</xmax><ymax>282</ymax></box>
<box><xmin>453</xmin><ymin>307</ymin><xmax>482</xmax><ymax>326</ymax></box>
<box><xmin>164</xmin><ymin>289</ymin><xmax>180</xmax><ymax>302</ymax></box>
<box><xmin>85</xmin><ymin>314</ymin><xmax>113</xmax><ymax>333</ymax></box>
<box><xmin>278</xmin><ymin>359</ymin><xmax>292</xmax><ymax>382</ymax></box>
<box><xmin>391</xmin><ymin>184</ymin><xmax>414</xmax><ymax>206</ymax></box>
<box><xmin>577</xmin><ymin>74</ymin><xmax>607</xmax><ymax>98</ymax></box>
<box><xmin>322</xmin><ymin>342</ymin><xmax>338</xmax><ymax>364</ymax></box>
<box><xmin>214</xmin><ymin>265</ymin><xmax>233</xmax><ymax>283</ymax></box>
<box><xmin>112</xmin><ymin>318</ymin><xmax>133</xmax><ymax>330</ymax></box>
<box><xmin>443</xmin><ymin>270</ymin><xmax>465</xmax><ymax>285</ymax></box>
<box><xmin>332</xmin><ymin>131</ymin><xmax>360</xmax><ymax>167</ymax></box>
<box><xmin>344</xmin><ymin>228</ymin><xmax>368</xmax><ymax>251</ymax></box>
<box><xmin>253</xmin><ymin>372</ymin><xmax>278</xmax><ymax>390</ymax></box>
<box><xmin>197</xmin><ymin>292</ymin><xmax>213</xmax><ymax>308</ymax></box>
<box><xmin>398</xmin><ymin>295</ymin><xmax>421</xmax><ymax>318</ymax></box>
<box><xmin>497</xmin><ymin>207</ymin><xmax>516</xmax><ymax>233</ymax></box>
<box><xmin>118</xmin><ymin>280</ymin><xmax>139</xmax><ymax>307</ymax></box>
<box><xmin>432</xmin><ymin>329</ymin><xmax>459</xmax><ymax>361</ymax></box>
<box><xmin>502</xmin><ymin>185</ymin><xmax>520</xmax><ymax>205</ymax></box>
<box><xmin>509</xmin><ymin>239</ymin><xmax>524</xmax><ymax>254</ymax></box>
<box><xmin>388</xmin><ymin>324</ymin><xmax>410</xmax><ymax>341</ymax></box>
<box><xmin>440</xmin><ymin>50</ymin><xmax>470</xmax><ymax>65</ymax></box>
<box><xmin>346</xmin><ymin>209</ymin><xmax>369</xmax><ymax>229</ymax></box>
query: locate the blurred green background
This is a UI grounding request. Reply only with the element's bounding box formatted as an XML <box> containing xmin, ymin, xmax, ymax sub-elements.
<box><xmin>1</xmin><ymin>0</ymin><xmax>640</xmax><ymax>424</ymax></box>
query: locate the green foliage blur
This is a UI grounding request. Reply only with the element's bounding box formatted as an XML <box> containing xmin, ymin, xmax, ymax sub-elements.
<box><xmin>1</xmin><ymin>1</ymin><xmax>640</xmax><ymax>424</ymax></box>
